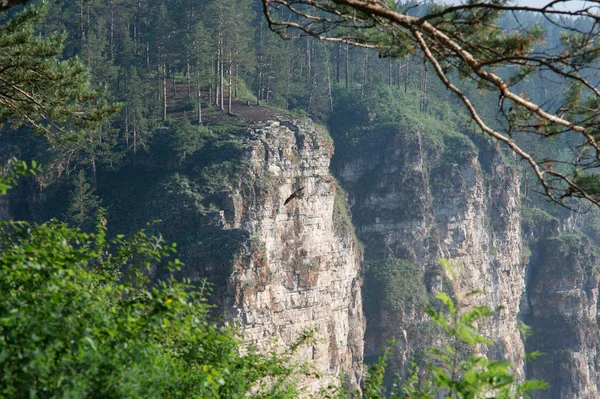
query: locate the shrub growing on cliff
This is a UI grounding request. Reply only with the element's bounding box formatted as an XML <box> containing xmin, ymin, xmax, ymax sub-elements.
<box><xmin>355</xmin><ymin>292</ymin><xmax>548</xmax><ymax>399</ymax></box>
<box><xmin>0</xmin><ymin>217</ymin><xmax>305</xmax><ymax>398</ymax></box>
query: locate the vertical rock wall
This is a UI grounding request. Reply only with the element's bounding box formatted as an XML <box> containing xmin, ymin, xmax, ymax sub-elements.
<box><xmin>523</xmin><ymin>223</ymin><xmax>600</xmax><ymax>398</ymax></box>
<box><xmin>333</xmin><ymin>127</ymin><xmax>525</xmax><ymax>379</ymax></box>
<box><xmin>223</xmin><ymin>120</ymin><xmax>364</xmax><ymax>394</ymax></box>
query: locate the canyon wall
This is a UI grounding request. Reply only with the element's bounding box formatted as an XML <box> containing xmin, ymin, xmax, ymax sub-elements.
<box><xmin>4</xmin><ymin>114</ymin><xmax>600</xmax><ymax>397</ymax></box>
<box><xmin>332</xmin><ymin>126</ymin><xmax>526</xmax><ymax>379</ymax></box>
<box><xmin>216</xmin><ymin>120</ymin><xmax>365</xmax><ymax>394</ymax></box>
<box><xmin>522</xmin><ymin>213</ymin><xmax>600</xmax><ymax>399</ymax></box>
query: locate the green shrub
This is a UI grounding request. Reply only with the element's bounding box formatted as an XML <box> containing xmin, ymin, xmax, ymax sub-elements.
<box><xmin>365</xmin><ymin>258</ymin><xmax>428</xmax><ymax>314</ymax></box>
<box><xmin>0</xmin><ymin>218</ymin><xmax>305</xmax><ymax>399</ymax></box>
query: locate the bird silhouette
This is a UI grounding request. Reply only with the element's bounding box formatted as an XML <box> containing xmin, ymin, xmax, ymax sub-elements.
<box><xmin>284</xmin><ymin>186</ymin><xmax>305</xmax><ymax>205</ymax></box>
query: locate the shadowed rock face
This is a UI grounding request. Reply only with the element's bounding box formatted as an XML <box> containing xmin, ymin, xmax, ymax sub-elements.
<box><xmin>220</xmin><ymin>119</ymin><xmax>364</xmax><ymax>394</ymax></box>
<box><xmin>333</xmin><ymin>126</ymin><xmax>525</xmax><ymax>381</ymax></box>
<box><xmin>524</xmin><ymin>231</ymin><xmax>600</xmax><ymax>399</ymax></box>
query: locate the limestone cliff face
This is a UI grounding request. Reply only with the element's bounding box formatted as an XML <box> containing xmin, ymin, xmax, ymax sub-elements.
<box><xmin>523</xmin><ymin>219</ymin><xmax>600</xmax><ymax>399</ymax></box>
<box><xmin>220</xmin><ymin>120</ymin><xmax>364</xmax><ymax>394</ymax></box>
<box><xmin>333</xmin><ymin>128</ymin><xmax>525</xmax><ymax>378</ymax></box>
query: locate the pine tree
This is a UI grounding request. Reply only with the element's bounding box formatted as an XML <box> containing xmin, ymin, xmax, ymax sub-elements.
<box><xmin>0</xmin><ymin>4</ymin><xmax>116</xmax><ymax>135</ymax></box>
<box><xmin>124</xmin><ymin>67</ymin><xmax>151</xmax><ymax>161</ymax></box>
<box><xmin>170</xmin><ymin>118</ymin><xmax>209</xmax><ymax>163</ymax></box>
<box><xmin>66</xmin><ymin>170</ymin><xmax>101</xmax><ymax>228</ymax></box>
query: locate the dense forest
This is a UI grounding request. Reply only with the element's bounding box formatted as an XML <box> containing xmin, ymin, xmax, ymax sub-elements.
<box><xmin>2</xmin><ymin>0</ymin><xmax>576</xmax><ymax>225</ymax></box>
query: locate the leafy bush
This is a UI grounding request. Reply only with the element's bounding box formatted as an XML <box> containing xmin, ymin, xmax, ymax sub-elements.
<box><xmin>170</xmin><ymin>119</ymin><xmax>211</xmax><ymax>162</ymax></box>
<box><xmin>0</xmin><ymin>218</ymin><xmax>304</xmax><ymax>399</ymax></box>
<box><xmin>365</xmin><ymin>258</ymin><xmax>428</xmax><ymax>314</ymax></box>
<box><xmin>348</xmin><ymin>292</ymin><xmax>548</xmax><ymax>399</ymax></box>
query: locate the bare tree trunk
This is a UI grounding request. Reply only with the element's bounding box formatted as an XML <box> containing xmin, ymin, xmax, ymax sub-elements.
<box><xmin>215</xmin><ymin>54</ymin><xmax>220</xmax><ymax>107</ymax></box>
<box><xmin>361</xmin><ymin>51</ymin><xmax>368</xmax><ymax>98</ymax></box>
<box><xmin>162</xmin><ymin>61</ymin><xmax>168</xmax><ymax>121</ymax></box>
<box><xmin>79</xmin><ymin>0</ymin><xmax>84</xmax><ymax>42</ymax></box>
<box><xmin>257</xmin><ymin>55</ymin><xmax>263</xmax><ymax>105</ymax></box>
<box><xmin>209</xmin><ymin>61</ymin><xmax>213</xmax><ymax>105</ymax></box>
<box><xmin>125</xmin><ymin>104</ymin><xmax>130</xmax><ymax>150</ymax></box>
<box><xmin>173</xmin><ymin>68</ymin><xmax>177</xmax><ymax>96</ymax></box>
<box><xmin>345</xmin><ymin>43</ymin><xmax>349</xmax><ymax>89</ymax></box>
<box><xmin>228</xmin><ymin>57</ymin><xmax>233</xmax><ymax>114</ymax></box>
<box><xmin>306</xmin><ymin>37</ymin><xmax>311</xmax><ymax>84</ymax></box>
<box><xmin>235</xmin><ymin>62</ymin><xmax>239</xmax><ymax>98</ymax></box>
<box><xmin>266</xmin><ymin>56</ymin><xmax>272</xmax><ymax>104</ymax></box>
<box><xmin>404</xmin><ymin>56</ymin><xmax>409</xmax><ymax>93</ymax></box>
<box><xmin>219</xmin><ymin>47</ymin><xmax>224</xmax><ymax>111</ymax></box>
<box><xmin>110</xmin><ymin>0</ymin><xmax>115</xmax><ymax>58</ymax></box>
<box><xmin>336</xmin><ymin>43</ymin><xmax>341</xmax><ymax>83</ymax></box>
<box><xmin>325</xmin><ymin>46</ymin><xmax>333</xmax><ymax>112</ymax></box>
<box><xmin>187</xmin><ymin>61</ymin><xmax>191</xmax><ymax>100</ymax></box>
<box><xmin>91</xmin><ymin>156</ymin><xmax>97</xmax><ymax>189</ymax></box>
<box><xmin>133</xmin><ymin>123</ymin><xmax>137</xmax><ymax>166</ymax></box>
<box><xmin>197</xmin><ymin>72</ymin><xmax>202</xmax><ymax>124</ymax></box>
<box><xmin>135</xmin><ymin>0</ymin><xmax>141</xmax><ymax>47</ymax></box>
<box><xmin>420</xmin><ymin>60</ymin><xmax>429</xmax><ymax>112</ymax></box>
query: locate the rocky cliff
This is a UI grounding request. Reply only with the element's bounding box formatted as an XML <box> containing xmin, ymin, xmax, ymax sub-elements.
<box><xmin>332</xmin><ymin>126</ymin><xmax>525</xmax><ymax>380</ymax></box>
<box><xmin>214</xmin><ymin>119</ymin><xmax>365</xmax><ymax>394</ymax></box>
<box><xmin>522</xmin><ymin>213</ymin><xmax>600</xmax><ymax>399</ymax></box>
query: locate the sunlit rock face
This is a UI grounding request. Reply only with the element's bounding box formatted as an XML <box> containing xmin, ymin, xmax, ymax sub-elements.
<box><xmin>523</xmin><ymin>226</ymin><xmax>600</xmax><ymax>399</ymax></box>
<box><xmin>333</xmin><ymin>127</ymin><xmax>525</xmax><ymax>381</ymax></box>
<box><xmin>220</xmin><ymin>119</ymin><xmax>364</xmax><ymax>394</ymax></box>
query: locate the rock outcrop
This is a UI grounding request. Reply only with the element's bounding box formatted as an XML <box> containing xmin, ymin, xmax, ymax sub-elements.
<box><xmin>220</xmin><ymin>120</ymin><xmax>365</xmax><ymax>394</ymax></box>
<box><xmin>333</xmin><ymin>127</ymin><xmax>525</xmax><ymax>379</ymax></box>
<box><xmin>523</xmin><ymin>220</ymin><xmax>600</xmax><ymax>399</ymax></box>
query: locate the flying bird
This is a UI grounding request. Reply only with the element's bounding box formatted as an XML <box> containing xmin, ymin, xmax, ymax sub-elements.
<box><xmin>284</xmin><ymin>186</ymin><xmax>305</xmax><ymax>205</ymax></box>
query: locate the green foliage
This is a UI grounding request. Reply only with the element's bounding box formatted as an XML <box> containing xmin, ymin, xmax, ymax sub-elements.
<box><xmin>0</xmin><ymin>4</ymin><xmax>117</xmax><ymax>135</ymax></box>
<box><xmin>409</xmin><ymin>292</ymin><xmax>548</xmax><ymax>399</ymax></box>
<box><xmin>65</xmin><ymin>170</ymin><xmax>101</xmax><ymax>229</ymax></box>
<box><xmin>171</xmin><ymin>119</ymin><xmax>210</xmax><ymax>162</ymax></box>
<box><xmin>0</xmin><ymin>158</ymin><xmax>40</xmax><ymax>195</ymax></box>
<box><xmin>329</xmin><ymin>84</ymin><xmax>469</xmax><ymax>162</ymax></box>
<box><xmin>365</xmin><ymin>258</ymin><xmax>428</xmax><ymax>314</ymax></box>
<box><xmin>343</xmin><ymin>292</ymin><xmax>547</xmax><ymax>399</ymax></box>
<box><xmin>0</xmin><ymin>218</ymin><xmax>306</xmax><ymax>399</ymax></box>
<box><xmin>333</xmin><ymin>183</ymin><xmax>357</xmax><ymax>240</ymax></box>
<box><xmin>521</xmin><ymin>206</ymin><xmax>557</xmax><ymax>228</ymax></box>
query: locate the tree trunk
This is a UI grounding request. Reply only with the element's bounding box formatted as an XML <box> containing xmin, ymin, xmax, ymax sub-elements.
<box><xmin>336</xmin><ymin>43</ymin><xmax>341</xmax><ymax>84</ymax></box>
<box><xmin>136</xmin><ymin>0</ymin><xmax>141</xmax><ymax>47</ymax></box>
<box><xmin>405</xmin><ymin>56</ymin><xmax>409</xmax><ymax>93</ymax></box>
<box><xmin>257</xmin><ymin>55</ymin><xmax>263</xmax><ymax>105</ymax></box>
<box><xmin>110</xmin><ymin>0</ymin><xmax>115</xmax><ymax>59</ymax></box>
<box><xmin>91</xmin><ymin>156</ymin><xmax>97</xmax><ymax>189</ymax></box>
<box><xmin>219</xmin><ymin>47</ymin><xmax>224</xmax><ymax>111</ymax></box>
<box><xmin>306</xmin><ymin>37</ymin><xmax>311</xmax><ymax>84</ymax></box>
<box><xmin>162</xmin><ymin>61</ymin><xmax>168</xmax><ymax>121</ymax></box>
<box><xmin>345</xmin><ymin>43</ymin><xmax>349</xmax><ymax>89</ymax></box>
<box><xmin>197</xmin><ymin>72</ymin><xmax>202</xmax><ymax>124</ymax></box>
<box><xmin>79</xmin><ymin>0</ymin><xmax>84</xmax><ymax>42</ymax></box>
<box><xmin>133</xmin><ymin>123</ymin><xmax>137</xmax><ymax>166</ymax></box>
<box><xmin>361</xmin><ymin>51</ymin><xmax>368</xmax><ymax>98</ymax></box>
<box><xmin>228</xmin><ymin>58</ymin><xmax>233</xmax><ymax>114</ymax></box>
<box><xmin>215</xmin><ymin>55</ymin><xmax>220</xmax><ymax>107</ymax></box>
<box><xmin>326</xmin><ymin>46</ymin><xmax>333</xmax><ymax>112</ymax></box>
<box><xmin>187</xmin><ymin>61</ymin><xmax>191</xmax><ymax>100</ymax></box>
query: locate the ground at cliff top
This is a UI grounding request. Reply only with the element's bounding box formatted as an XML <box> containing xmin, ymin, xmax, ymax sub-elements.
<box><xmin>167</xmin><ymin>82</ymin><xmax>283</xmax><ymax>125</ymax></box>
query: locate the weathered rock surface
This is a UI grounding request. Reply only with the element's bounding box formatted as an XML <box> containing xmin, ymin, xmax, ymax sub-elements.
<box><xmin>523</xmin><ymin>224</ymin><xmax>600</xmax><ymax>399</ymax></box>
<box><xmin>333</xmin><ymin>128</ymin><xmax>525</xmax><ymax>379</ymax></box>
<box><xmin>221</xmin><ymin>120</ymin><xmax>364</xmax><ymax>394</ymax></box>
